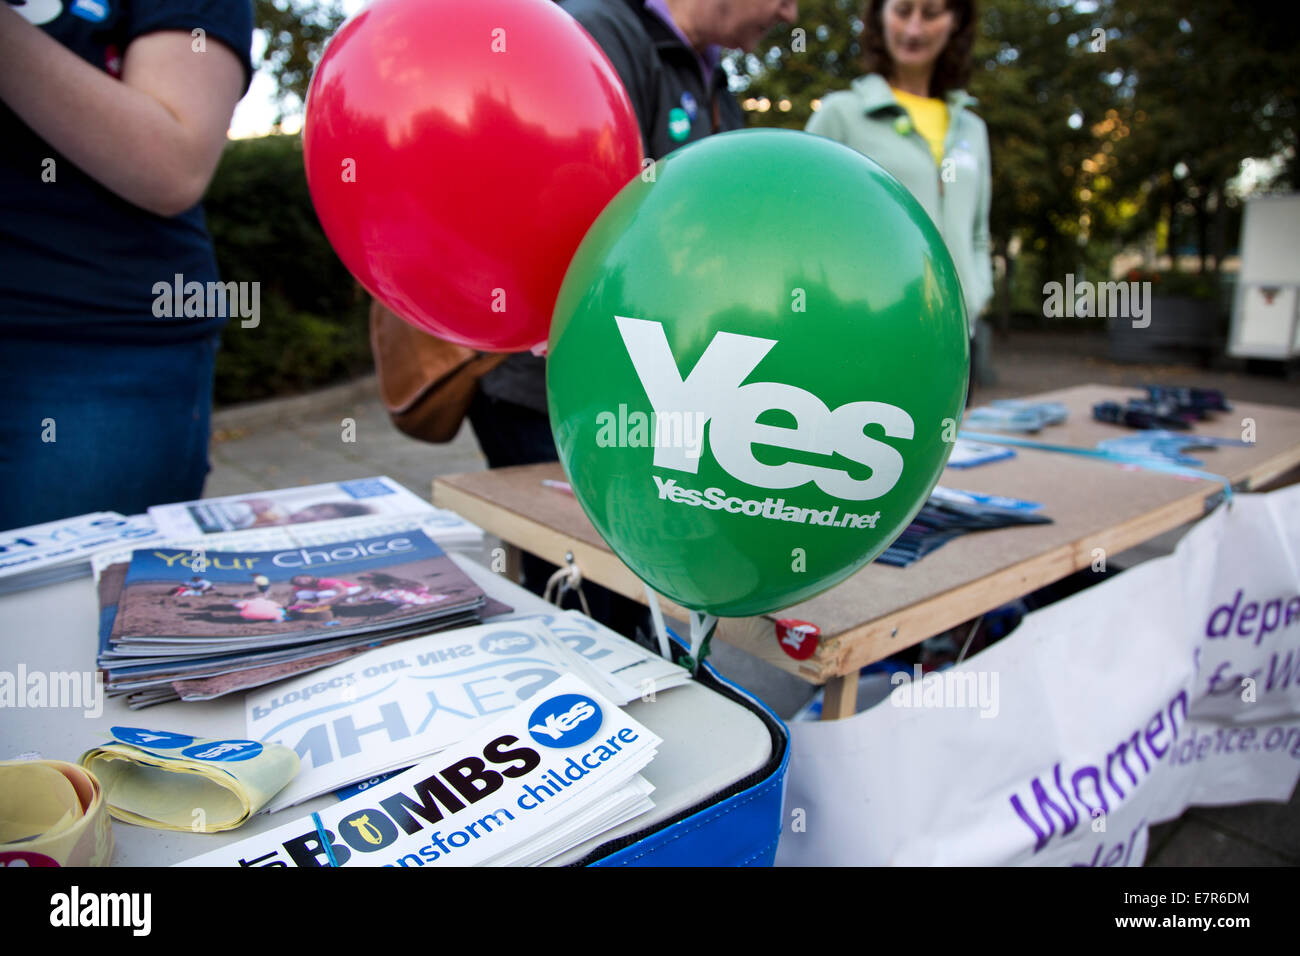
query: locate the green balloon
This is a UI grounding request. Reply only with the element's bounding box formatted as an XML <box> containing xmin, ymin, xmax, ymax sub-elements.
<box><xmin>547</xmin><ymin>129</ymin><xmax>968</xmax><ymax>617</ymax></box>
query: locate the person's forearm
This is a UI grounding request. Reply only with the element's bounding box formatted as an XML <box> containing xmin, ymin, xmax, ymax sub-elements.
<box><xmin>0</xmin><ymin>6</ymin><xmax>235</xmax><ymax>216</ymax></box>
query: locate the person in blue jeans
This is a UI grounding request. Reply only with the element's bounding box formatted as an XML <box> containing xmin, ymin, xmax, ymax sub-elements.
<box><xmin>0</xmin><ymin>0</ymin><xmax>254</xmax><ymax>531</ymax></box>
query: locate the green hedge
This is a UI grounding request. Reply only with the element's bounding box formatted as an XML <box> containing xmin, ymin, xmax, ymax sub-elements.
<box><xmin>204</xmin><ymin>134</ymin><xmax>372</xmax><ymax>405</ymax></box>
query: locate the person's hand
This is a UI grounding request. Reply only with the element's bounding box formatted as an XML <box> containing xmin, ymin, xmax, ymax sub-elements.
<box><xmin>0</xmin><ymin>11</ymin><xmax>245</xmax><ymax>216</ymax></box>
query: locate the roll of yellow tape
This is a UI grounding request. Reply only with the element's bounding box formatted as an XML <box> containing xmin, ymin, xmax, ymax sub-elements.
<box><xmin>80</xmin><ymin>728</ymin><xmax>299</xmax><ymax>833</ymax></box>
<box><xmin>0</xmin><ymin>760</ymin><xmax>113</xmax><ymax>867</ymax></box>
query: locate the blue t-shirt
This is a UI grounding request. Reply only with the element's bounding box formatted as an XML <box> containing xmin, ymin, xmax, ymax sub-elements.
<box><xmin>0</xmin><ymin>0</ymin><xmax>254</xmax><ymax>343</ymax></box>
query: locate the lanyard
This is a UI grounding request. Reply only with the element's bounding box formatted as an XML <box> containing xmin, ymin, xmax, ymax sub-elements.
<box><xmin>957</xmin><ymin>430</ymin><xmax>1236</xmax><ymax>502</ymax></box>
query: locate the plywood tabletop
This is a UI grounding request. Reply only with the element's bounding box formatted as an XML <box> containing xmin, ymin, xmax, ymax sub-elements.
<box><xmin>435</xmin><ymin>384</ymin><xmax>1300</xmax><ymax>682</ymax></box>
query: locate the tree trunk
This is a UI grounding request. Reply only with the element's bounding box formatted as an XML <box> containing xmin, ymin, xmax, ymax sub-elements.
<box><xmin>1160</xmin><ymin>194</ymin><xmax>1173</xmax><ymax>269</ymax></box>
<box><xmin>1195</xmin><ymin>188</ymin><xmax>1209</xmax><ymax>275</ymax></box>
<box><xmin>1043</xmin><ymin>240</ymin><xmax>1060</xmax><ymax>328</ymax></box>
<box><xmin>1211</xmin><ymin>183</ymin><xmax>1226</xmax><ymax>282</ymax></box>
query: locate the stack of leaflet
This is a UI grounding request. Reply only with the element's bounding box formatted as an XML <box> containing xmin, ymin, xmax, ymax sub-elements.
<box><xmin>0</xmin><ymin>512</ymin><xmax>161</xmax><ymax>595</ymax></box>
<box><xmin>964</xmin><ymin>400</ymin><xmax>1068</xmax><ymax>433</ymax></box>
<box><xmin>146</xmin><ymin>476</ymin><xmax>483</xmax><ymax>550</ymax></box>
<box><xmin>0</xmin><ymin>476</ymin><xmax>481</xmax><ymax>596</ymax></box>
<box><xmin>180</xmin><ymin>674</ymin><xmax>662</xmax><ymax>868</ymax></box>
<box><xmin>945</xmin><ymin>438</ymin><xmax>1017</xmax><ymax>469</ymax></box>
<box><xmin>244</xmin><ymin>612</ymin><xmax>691</xmax><ymax>812</ymax></box>
<box><xmin>877</xmin><ymin>487</ymin><xmax>1052</xmax><ymax>568</ymax></box>
<box><xmin>96</xmin><ymin>527</ymin><xmax>490</xmax><ymax>708</ymax></box>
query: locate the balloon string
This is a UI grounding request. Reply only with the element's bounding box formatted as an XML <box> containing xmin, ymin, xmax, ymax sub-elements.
<box><xmin>643</xmin><ymin>582</ymin><xmax>672</xmax><ymax>661</ymax></box>
<box><xmin>678</xmin><ymin>612</ymin><xmax>718</xmax><ymax>675</ymax></box>
<box><xmin>543</xmin><ymin>557</ymin><xmax>590</xmax><ymax>616</ymax></box>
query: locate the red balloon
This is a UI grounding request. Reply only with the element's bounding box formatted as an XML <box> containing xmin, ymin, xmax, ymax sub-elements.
<box><xmin>304</xmin><ymin>0</ymin><xmax>644</xmax><ymax>351</ymax></box>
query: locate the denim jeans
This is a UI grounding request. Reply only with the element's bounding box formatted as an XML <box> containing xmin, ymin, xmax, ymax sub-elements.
<box><xmin>0</xmin><ymin>334</ymin><xmax>218</xmax><ymax>531</ymax></box>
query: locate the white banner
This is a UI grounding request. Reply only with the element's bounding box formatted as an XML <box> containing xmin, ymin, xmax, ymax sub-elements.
<box><xmin>777</xmin><ymin>483</ymin><xmax>1300</xmax><ymax>866</ymax></box>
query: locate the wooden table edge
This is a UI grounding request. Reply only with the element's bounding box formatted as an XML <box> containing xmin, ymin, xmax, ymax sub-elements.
<box><xmin>434</xmin><ymin>432</ymin><xmax>1300</xmax><ymax>720</ymax></box>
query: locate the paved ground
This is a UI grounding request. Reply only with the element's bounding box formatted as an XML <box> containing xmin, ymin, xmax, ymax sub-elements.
<box><xmin>207</xmin><ymin>329</ymin><xmax>1299</xmax><ymax>866</ymax></box>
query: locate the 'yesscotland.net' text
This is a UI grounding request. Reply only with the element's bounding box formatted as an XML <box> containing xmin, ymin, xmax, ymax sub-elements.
<box><xmin>652</xmin><ymin>475</ymin><xmax>883</xmax><ymax>530</ymax></box>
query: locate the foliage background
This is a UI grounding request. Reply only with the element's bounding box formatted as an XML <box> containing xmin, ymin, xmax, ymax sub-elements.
<box><xmin>729</xmin><ymin>0</ymin><xmax>1299</xmax><ymax>323</ymax></box>
<box><xmin>206</xmin><ymin>133</ymin><xmax>369</xmax><ymax>405</ymax></box>
<box><xmin>206</xmin><ymin>0</ymin><xmax>1299</xmax><ymax>401</ymax></box>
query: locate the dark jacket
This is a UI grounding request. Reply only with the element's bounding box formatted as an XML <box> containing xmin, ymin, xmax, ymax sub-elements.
<box><xmin>561</xmin><ymin>0</ymin><xmax>745</xmax><ymax>159</ymax></box>
<box><xmin>479</xmin><ymin>0</ymin><xmax>746</xmax><ymax>412</ymax></box>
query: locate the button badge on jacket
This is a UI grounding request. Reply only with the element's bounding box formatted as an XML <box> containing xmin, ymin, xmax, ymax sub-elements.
<box><xmin>70</xmin><ymin>0</ymin><xmax>110</xmax><ymax>22</ymax></box>
<box><xmin>668</xmin><ymin>107</ymin><xmax>691</xmax><ymax>142</ymax></box>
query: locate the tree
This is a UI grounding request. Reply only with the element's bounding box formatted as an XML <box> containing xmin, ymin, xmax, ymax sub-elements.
<box><xmin>971</xmin><ymin>0</ymin><xmax>1121</xmax><ymax>317</ymax></box>
<box><xmin>724</xmin><ymin>0</ymin><xmax>864</xmax><ymax>127</ymax></box>
<box><xmin>1104</xmin><ymin>0</ymin><xmax>1300</xmax><ymax>276</ymax></box>
<box><xmin>237</xmin><ymin>0</ymin><xmax>1299</xmax><ymax>314</ymax></box>
<box><xmin>254</xmin><ymin>0</ymin><xmax>348</xmax><ymax>125</ymax></box>
<box><xmin>730</xmin><ymin>0</ymin><xmax>1300</xmax><ymax>318</ymax></box>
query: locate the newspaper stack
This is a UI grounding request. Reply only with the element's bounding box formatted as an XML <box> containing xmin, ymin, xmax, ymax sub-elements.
<box><xmin>965</xmin><ymin>400</ymin><xmax>1068</xmax><ymax>433</ymax></box>
<box><xmin>944</xmin><ymin>438</ymin><xmax>1016</xmax><ymax>470</ymax></box>
<box><xmin>876</xmin><ymin>486</ymin><xmax>1052</xmax><ymax>568</ymax></box>
<box><xmin>0</xmin><ymin>512</ymin><xmax>161</xmax><ymax>595</ymax></box>
<box><xmin>179</xmin><ymin>674</ymin><xmax>661</xmax><ymax>867</ymax></box>
<box><xmin>1</xmin><ymin>477</ymin><xmax>480</xmax><ymax>598</ymax></box>
<box><xmin>146</xmin><ymin>476</ymin><xmax>483</xmax><ymax>550</ymax></box>
<box><xmin>96</xmin><ymin>527</ymin><xmax>491</xmax><ymax>708</ymax></box>
<box><xmin>246</xmin><ymin>613</ymin><xmax>690</xmax><ymax>812</ymax></box>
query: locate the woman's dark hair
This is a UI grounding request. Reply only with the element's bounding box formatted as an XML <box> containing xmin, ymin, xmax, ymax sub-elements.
<box><xmin>861</xmin><ymin>0</ymin><xmax>977</xmax><ymax>99</ymax></box>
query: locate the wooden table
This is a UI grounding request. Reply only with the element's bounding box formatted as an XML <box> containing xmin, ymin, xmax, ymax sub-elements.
<box><xmin>434</xmin><ymin>385</ymin><xmax>1300</xmax><ymax>719</ymax></box>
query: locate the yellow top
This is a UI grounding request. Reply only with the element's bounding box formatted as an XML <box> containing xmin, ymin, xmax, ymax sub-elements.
<box><xmin>891</xmin><ymin>86</ymin><xmax>949</xmax><ymax>166</ymax></box>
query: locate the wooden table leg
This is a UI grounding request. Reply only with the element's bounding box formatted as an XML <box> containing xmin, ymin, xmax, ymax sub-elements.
<box><xmin>821</xmin><ymin>671</ymin><xmax>860</xmax><ymax>720</ymax></box>
<box><xmin>505</xmin><ymin>544</ymin><xmax>522</xmax><ymax>584</ymax></box>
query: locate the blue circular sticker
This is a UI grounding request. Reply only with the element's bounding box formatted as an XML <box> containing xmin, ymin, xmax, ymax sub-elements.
<box><xmin>680</xmin><ymin>90</ymin><xmax>698</xmax><ymax>120</ymax></box>
<box><xmin>180</xmin><ymin>739</ymin><xmax>264</xmax><ymax>762</ymax></box>
<box><xmin>111</xmin><ymin>727</ymin><xmax>196</xmax><ymax>749</ymax></box>
<box><xmin>527</xmin><ymin>694</ymin><xmax>603</xmax><ymax>749</ymax></box>
<box><xmin>478</xmin><ymin>631</ymin><xmax>537</xmax><ymax>655</ymax></box>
